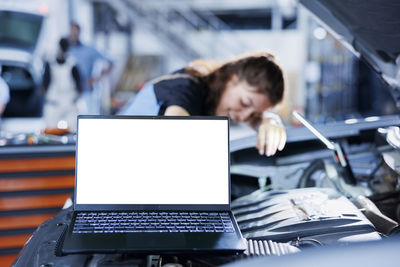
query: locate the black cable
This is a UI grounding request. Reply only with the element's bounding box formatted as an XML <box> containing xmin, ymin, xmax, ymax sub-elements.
<box><xmin>297</xmin><ymin>159</ymin><xmax>325</xmax><ymax>188</ymax></box>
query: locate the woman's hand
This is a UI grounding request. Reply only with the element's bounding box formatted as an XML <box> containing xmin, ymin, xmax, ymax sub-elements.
<box><xmin>256</xmin><ymin>115</ymin><xmax>286</xmax><ymax>156</ymax></box>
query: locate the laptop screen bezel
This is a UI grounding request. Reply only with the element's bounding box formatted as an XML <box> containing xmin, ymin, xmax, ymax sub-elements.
<box><xmin>73</xmin><ymin>115</ymin><xmax>231</xmax><ymax>211</ymax></box>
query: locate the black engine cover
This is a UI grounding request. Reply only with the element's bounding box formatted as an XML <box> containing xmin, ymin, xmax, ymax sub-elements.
<box><xmin>232</xmin><ymin>188</ymin><xmax>380</xmax><ymax>244</ymax></box>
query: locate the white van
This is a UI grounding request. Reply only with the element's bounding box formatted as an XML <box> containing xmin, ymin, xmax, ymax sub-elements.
<box><xmin>0</xmin><ymin>9</ymin><xmax>45</xmax><ymax>117</ymax></box>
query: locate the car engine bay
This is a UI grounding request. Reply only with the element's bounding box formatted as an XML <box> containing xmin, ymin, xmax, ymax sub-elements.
<box><xmin>14</xmin><ymin>117</ymin><xmax>400</xmax><ymax>267</ymax></box>
<box><xmin>229</xmin><ymin>116</ymin><xmax>400</xmax><ymax>254</ymax></box>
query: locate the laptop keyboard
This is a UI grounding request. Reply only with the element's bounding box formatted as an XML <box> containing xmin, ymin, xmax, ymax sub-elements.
<box><xmin>73</xmin><ymin>211</ymin><xmax>234</xmax><ymax>234</ymax></box>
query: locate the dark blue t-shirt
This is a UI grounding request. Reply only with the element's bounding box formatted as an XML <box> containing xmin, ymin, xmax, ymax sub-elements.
<box><xmin>153</xmin><ymin>72</ymin><xmax>208</xmax><ymax>115</ymax></box>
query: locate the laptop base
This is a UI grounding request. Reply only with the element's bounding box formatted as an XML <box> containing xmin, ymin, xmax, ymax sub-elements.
<box><xmin>62</xmin><ymin>231</ymin><xmax>245</xmax><ymax>255</ymax></box>
<box><xmin>61</xmin><ymin>210</ymin><xmax>246</xmax><ymax>255</ymax></box>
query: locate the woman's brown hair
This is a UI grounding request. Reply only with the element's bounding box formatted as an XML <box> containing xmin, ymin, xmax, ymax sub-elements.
<box><xmin>186</xmin><ymin>53</ymin><xmax>285</xmax><ymax>115</ymax></box>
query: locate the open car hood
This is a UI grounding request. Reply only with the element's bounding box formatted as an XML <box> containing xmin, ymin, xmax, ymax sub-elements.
<box><xmin>299</xmin><ymin>0</ymin><xmax>400</xmax><ymax>103</ymax></box>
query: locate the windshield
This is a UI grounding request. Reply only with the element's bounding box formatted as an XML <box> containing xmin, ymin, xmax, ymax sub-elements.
<box><xmin>0</xmin><ymin>10</ymin><xmax>43</xmax><ymax>50</ymax></box>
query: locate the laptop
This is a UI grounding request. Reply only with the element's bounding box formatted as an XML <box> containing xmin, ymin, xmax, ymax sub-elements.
<box><xmin>61</xmin><ymin>115</ymin><xmax>246</xmax><ymax>254</ymax></box>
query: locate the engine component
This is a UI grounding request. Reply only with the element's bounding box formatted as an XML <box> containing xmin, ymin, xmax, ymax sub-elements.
<box><xmin>381</xmin><ymin>126</ymin><xmax>400</xmax><ymax>149</ymax></box>
<box><xmin>232</xmin><ymin>188</ymin><xmax>381</xmax><ymax>244</ymax></box>
<box><xmin>355</xmin><ymin>195</ymin><xmax>398</xmax><ymax>235</ymax></box>
<box><xmin>293</xmin><ymin>111</ymin><xmax>356</xmax><ymax>185</ymax></box>
<box><xmin>382</xmin><ymin>150</ymin><xmax>400</xmax><ymax>175</ymax></box>
<box><xmin>244</xmin><ymin>239</ymin><xmax>300</xmax><ymax>257</ymax></box>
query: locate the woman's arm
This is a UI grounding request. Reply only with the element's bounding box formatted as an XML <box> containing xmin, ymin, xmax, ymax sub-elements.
<box><xmin>165</xmin><ymin>105</ymin><xmax>286</xmax><ymax>156</ymax></box>
<box><xmin>164</xmin><ymin>105</ymin><xmax>190</xmax><ymax>116</ymax></box>
<box><xmin>256</xmin><ymin>112</ymin><xmax>286</xmax><ymax>156</ymax></box>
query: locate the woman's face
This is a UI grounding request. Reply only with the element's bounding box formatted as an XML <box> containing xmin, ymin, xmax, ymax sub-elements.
<box><xmin>215</xmin><ymin>75</ymin><xmax>273</xmax><ymax>124</ymax></box>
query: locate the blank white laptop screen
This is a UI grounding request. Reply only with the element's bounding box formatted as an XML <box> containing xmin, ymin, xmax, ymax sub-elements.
<box><xmin>76</xmin><ymin>118</ymin><xmax>229</xmax><ymax>205</ymax></box>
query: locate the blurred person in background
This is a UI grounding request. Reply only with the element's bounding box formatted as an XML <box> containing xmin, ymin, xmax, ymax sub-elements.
<box><xmin>68</xmin><ymin>22</ymin><xmax>113</xmax><ymax>114</ymax></box>
<box><xmin>121</xmin><ymin>52</ymin><xmax>286</xmax><ymax>156</ymax></box>
<box><xmin>42</xmin><ymin>38</ymin><xmax>83</xmax><ymax>132</ymax></box>
<box><xmin>0</xmin><ymin>75</ymin><xmax>10</xmax><ymax>126</ymax></box>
